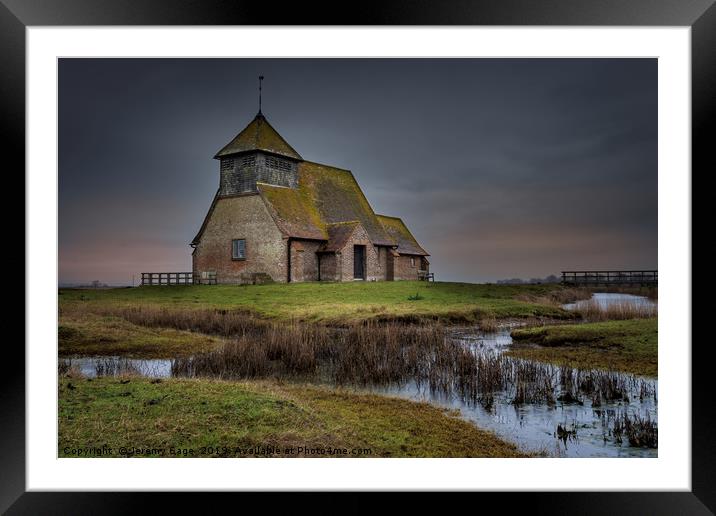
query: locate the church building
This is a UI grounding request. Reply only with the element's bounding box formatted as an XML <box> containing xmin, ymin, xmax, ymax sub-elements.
<box><xmin>191</xmin><ymin>107</ymin><xmax>429</xmax><ymax>284</ymax></box>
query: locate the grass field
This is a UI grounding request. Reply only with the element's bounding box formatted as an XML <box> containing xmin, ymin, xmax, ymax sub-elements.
<box><xmin>59</xmin><ymin>312</ymin><xmax>224</xmax><ymax>358</ymax></box>
<box><xmin>58</xmin><ymin>376</ymin><xmax>526</xmax><ymax>458</ymax></box>
<box><xmin>60</xmin><ymin>281</ymin><xmax>579</xmax><ymax>324</ymax></box>
<box><xmin>508</xmin><ymin>318</ymin><xmax>658</xmax><ymax>377</ymax></box>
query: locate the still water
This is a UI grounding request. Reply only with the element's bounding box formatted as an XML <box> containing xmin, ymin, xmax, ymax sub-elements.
<box><xmin>562</xmin><ymin>292</ymin><xmax>657</xmax><ymax>312</ymax></box>
<box><xmin>370</xmin><ymin>328</ymin><xmax>657</xmax><ymax>458</ymax></box>
<box><xmin>65</xmin><ymin>356</ymin><xmax>173</xmax><ymax>378</ymax></box>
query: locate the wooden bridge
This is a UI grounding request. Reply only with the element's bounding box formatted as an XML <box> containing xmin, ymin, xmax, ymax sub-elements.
<box><xmin>140</xmin><ymin>272</ymin><xmax>216</xmax><ymax>286</ymax></box>
<box><xmin>561</xmin><ymin>270</ymin><xmax>657</xmax><ymax>287</ymax></box>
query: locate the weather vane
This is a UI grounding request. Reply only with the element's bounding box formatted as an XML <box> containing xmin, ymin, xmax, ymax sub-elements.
<box><xmin>258</xmin><ymin>75</ymin><xmax>264</xmax><ymax>114</ymax></box>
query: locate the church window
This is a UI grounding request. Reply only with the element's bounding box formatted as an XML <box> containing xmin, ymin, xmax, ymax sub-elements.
<box><xmin>232</xmin><ymin>239</ymin><xmax>246</xmax><ymax>260</ymax></box>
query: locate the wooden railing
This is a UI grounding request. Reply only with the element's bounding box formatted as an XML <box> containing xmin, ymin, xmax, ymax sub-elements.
<box><xmin>561</xmin><ymin>270</ymin><xmax>657</xmax><ymax>286</ymax></box>
<box><xmin>418</xmin><ymin>270</ymin><xmax>434</xmax><ymax>281</ymax></box>
<box><xmin>140</xmin><ymin>272</ymin><xmax>217</xmax><ymax>286</ymax></box>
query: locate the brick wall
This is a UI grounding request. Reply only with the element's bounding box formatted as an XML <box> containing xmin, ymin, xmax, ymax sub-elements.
<box><xmin>376</xmin><ymin>246</ymin><xmax>389</xmax><ymax>281</ymax></box>
<box><xmin>331</xmin><ymin>224</ymin><xmax>382</xmax><ymax>281</ymax></box>
<box><xmin>192</xmin><ymin>194</ymin><xmax>288</xmax><ymax>283</ymax></box>
<box><xmin>318</xmin><ymin>253</ymin><xmax>337</xmax><ymax>281</ymax></box>
<box><xmin>393</xmin><ymin>254</ymin><xmax>421</xmax><ymax>280</ymax></box>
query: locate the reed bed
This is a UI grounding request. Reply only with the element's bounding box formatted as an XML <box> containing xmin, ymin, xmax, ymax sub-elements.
<box><xmin>574</xmin><ymin>298</ymin><xmax>657</xmax><ymax>321</ymax></box>
<box><xmin>70</xmin><ymin>307</ymin><xmax>653</xmax><ymax>406</ymax></box>
<box><xmin>93</xmin><ymin>358</ymin><xmax>142</xmax><ymax>377</ymax></box>
<box><xmin>58</xmin><ymin>359</ymin><xmax>82</xmax><ymax>378</ymax></box>
<box><xmin>67</xmin><ymin>304</ymin><xmax>657</xmax><ymax>449</ymax></box>
<box><xmin>98</xmin><ymin>305</ymin><xmax>273</xmax><ymax>337</ymax></box>
<box><xmin>172</xmin><ymin>322</ymin><xmax>332</xmax><ymax>379</ymax></box>
<box><xmin>601</xmin><ymin>410</ymin><xmax>658</xmax><ymax>448</ymax></box>
<box><xmin>619</xmin><ymin>412</ymin><xmax>658</xmax><ymax>448</ymax></box>
<box><xmin>168</xmin><ymin>319</ymin><xmax>655</xmax><ymax>413</ymax></box>
<box><xmin>73</xmin><ymin>305</ymin><xmax>657</xmax><ymax>408</ymax></box>
<box><xmin>477</xmin><ymin>317</ymin><xmax>500</xmax><ymax>333</ymax></box>
<box><xmin>514</xmin><ymin>287</ymin><xmax>593</xmax><ymax>307</ymax></box>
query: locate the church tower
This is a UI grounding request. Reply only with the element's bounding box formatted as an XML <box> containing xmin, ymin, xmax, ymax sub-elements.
<box><xmin>213</xmin><ymin>112</ymin><xmax>302</xmax><ymax>196</ymax></box>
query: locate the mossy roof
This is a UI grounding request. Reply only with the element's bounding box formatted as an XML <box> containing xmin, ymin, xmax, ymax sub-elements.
<box><xmin>214</xmin><ymin>113</ymin><xmax>302</xmax><ymax>160</ymax></box>
<box><xmin>297</xmin><ymin>161</ymin><xmax>394</xmax><ymax>247</ymax></box>
<box><xmin>257</xmin><ymin>161</ymin><xmax>428</xmax><ymax>255</ymax></box>
<box><xmin>320</xmin><ymin>222</ymin><xmax>361</xmax><ymax>252</ymax></box>
<box><xmin>257</xmin><ymin>183</ymin><xmax>327</xmax><ymax>240</ymax></box>
<box><xmin>304</xmin><ymin>162</ymin><xmax>396</xmax><ymax>246</ymax></box>
<box><xmin>376</xmin><ymin>214</ymin><xmax>429</xmax><ymax>256</ymax></box>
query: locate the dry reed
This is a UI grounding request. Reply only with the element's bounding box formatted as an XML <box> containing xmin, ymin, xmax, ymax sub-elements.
<box><xmin>575</xmin><ymin>299</ymin><xmax>657</xmax><ymax>321</ymax></box>
<box><xmin>66</xmin><ymin>304</ymin><xmax>657</xmax><ymax>448</ymax></box>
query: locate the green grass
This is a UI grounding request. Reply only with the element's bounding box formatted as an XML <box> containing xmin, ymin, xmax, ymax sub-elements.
<box><xmin>59</xmin><ymin>282</ymin><xmax>575</xmax><ymax>324</ymax></box>
<box><xmin>59</xmin><ymin>313</ymin><xmax>223</xmax><ymax>358</ymax></box>
<box><xmin>508</xmin><ymin>318</ymin><xmax>658</xmax><ymax>377</ymax></box>
<box><xmin>58</xmin><ymin>377</ymin><xmax>526</xmax><ymax>458</ymax></box>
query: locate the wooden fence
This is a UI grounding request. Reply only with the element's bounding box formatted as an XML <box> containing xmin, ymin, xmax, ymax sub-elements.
<box><xmin>140</xmin><ymin>272</ymin><xmax>217</xmax><ymax>286</ymax></box>
<box><xmin>561</xmin><ymin>270</ymin><xmax>657</xmax><ymax>286</ymax></box>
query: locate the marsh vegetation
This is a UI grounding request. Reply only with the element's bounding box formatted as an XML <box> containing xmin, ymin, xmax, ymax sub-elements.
<box><xmin>58</xmin><ymin>282</ymin><xmax>658</xmax><ymax>457</ymax></box>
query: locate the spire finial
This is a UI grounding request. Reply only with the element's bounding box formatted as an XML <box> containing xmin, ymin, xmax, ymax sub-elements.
<box><xmin>258</xmin><ymin>75</ymin><xmax>264</xmax><ymax>115</ymax></box>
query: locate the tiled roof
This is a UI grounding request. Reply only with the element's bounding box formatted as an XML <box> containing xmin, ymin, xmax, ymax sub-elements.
<box><xmin>320</xmin><ymin>222</ymin><xmax>361</xmax><ymax>252</ymax></box>
<box><xmin>214</xmin><ymin>113</ymin><xmax>302</xmax><ymax>160</ymax></box>
<box><xmin>257</xmin><ymin>161</ymin><xmax>395</xmax><ymax>247</ymax></box>
<box><xmin>376</xmin><ymin>214</ymin><xmax>429</xmax><ymax>256</ymax></box>
<box><xmin>300</xmin><ymin>161</ymin><xmax>394</xmax><ymax>247</ymax></box>
<box><xmin>257</xmin><ymin>183</ymin><xmax>327</xmax><ymax>240</ymax></box>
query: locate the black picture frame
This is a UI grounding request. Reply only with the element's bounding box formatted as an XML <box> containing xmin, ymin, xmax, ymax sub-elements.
<box><xmin>4</xmin><ymin>0</ymin><xmax>711</xmax><ymax>513</ymax></box>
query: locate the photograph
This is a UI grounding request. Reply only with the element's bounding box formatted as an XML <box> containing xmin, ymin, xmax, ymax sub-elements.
<box><xmin>57</xmin><ymin>57</ymin><xmax>659</xmax><ymax>459</ymax></box>
<box><xmin>5</xmin><ymin>1</ymin><xmax>708</xmax><ymax>507</ymax></box>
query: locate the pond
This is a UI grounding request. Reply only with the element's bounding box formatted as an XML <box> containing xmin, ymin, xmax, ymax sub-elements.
<box><xmin>370</xmin><ymin>328</ymin><xmax>658</xmax><ymax>458</ymax></box>
<box><xmin>562</xmin><ymin>292</ymin><xmax>657</xmax><ymax>312</ymax></box>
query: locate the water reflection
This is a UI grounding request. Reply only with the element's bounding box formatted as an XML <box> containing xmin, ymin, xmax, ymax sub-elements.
<box><xmin>63</xmin><ymin>356</ymin><xmax>173</xmax><ymax>378</ymax></box>
<box><xmin>370</xmin><ymin>368</ymin><xmax>657</xmax><ymax>458</ymax></box>
<box><xmin>563</xmin><ymin>292</ymin><xmax>657</xmax><ymax>311</ymax></box>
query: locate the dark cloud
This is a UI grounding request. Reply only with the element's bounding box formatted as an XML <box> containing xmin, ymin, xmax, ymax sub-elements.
<box><xmin>59</xmin><ymin>58</ymin><xmax>657</xmax><ymax>285</ymax></box>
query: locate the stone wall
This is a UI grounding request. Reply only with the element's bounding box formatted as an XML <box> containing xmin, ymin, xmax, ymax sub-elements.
<box><xmin>192</xmin><ymin>194</ymin><xmax>288</xmax><ymax>283</ymax></box>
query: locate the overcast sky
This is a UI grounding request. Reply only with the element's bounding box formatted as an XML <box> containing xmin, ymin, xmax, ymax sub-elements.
<box><xmin>59</xmin><ymin>58</ymin><xmax>657</xmax><ymax>285</ymax></box>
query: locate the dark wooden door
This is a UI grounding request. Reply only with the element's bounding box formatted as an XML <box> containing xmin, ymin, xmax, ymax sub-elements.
<box><xmin>353</xmin><ymin>245</ymin><xmax>365</xmax><ymax>279</ymax></box>
<box><xmin>386</xmin><ymin>251</ymin><xmax>394</xmax><ymax>281</ymax></box>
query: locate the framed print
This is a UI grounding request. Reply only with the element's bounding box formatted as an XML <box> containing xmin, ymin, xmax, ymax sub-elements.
<box><xmin>4</xmin><ymin>0</ymin><xmax>712</xmax><ymax>512</ymax></box>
